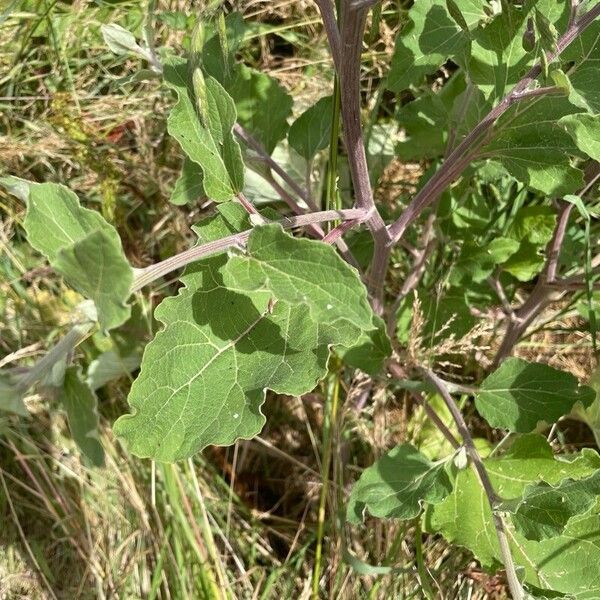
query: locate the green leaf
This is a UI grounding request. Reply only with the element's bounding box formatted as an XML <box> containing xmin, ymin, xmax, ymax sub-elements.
<box><xmin>61</xmin><ymin>367</ymin><xmax>104</xmax><ymax>467</ymax></box>
<box><xmin>480</xmin><ymin>97</ymin><xmax>584</xmax><ymax>196</ymax></box>
<box><xmin>560</xmin><ymin>113</ymin><xmax>600</xmax><ymax>162</ymax></box>
<box><xmin>487</xmin><ymin>237</ymin><xmax>521</xmax><ymax>263</ymax></box>
<box><xmin>338</xmin><ymin>315</ymin><xmax>392</xmax><ymax>376</ymax></box>
<box><xmin>508</xmin><ymin>206</ymin><xmax>557</xmax><ymax>246</ymax></box>
<box><xmin>502</xmin><ymin>240</ymin><xmax>545</xmax><ymax>281</ymax></box>
<box><xmin>388</xmin><ymin>0</ymin><xmax>476</xmax><ymax>91</ymax></box>
<box><xmin>426</xmin><ymin>435</ymin><xmax>600</xmax><ymax>594</ymax></box>
<box><xmin>163</xmin><ymin>57</ymin><xmax>244</xmax><ymax>201</ymax></box>
<box><xmin>504</xmin><ymin>469</ymin><xmax>600</xmax><ymax>541</ymax></box>
<box><xmin>4</xmin><ymin>180</ymin><xmax>132</xmax><ymax>331</ymax></box>
<box><xmin>347</xmin><ymin>444</ymin><xmax>454</xmax><ymax>523</ymax></box>
<box><xmin>114</xmin><ymin>206</ymin><xmax>376</xmax><ymax>461</ymax></box>
<box><xmin>288</xmin><ymin>95</ymin><xmax>333</xmax><ymax>161</ymax></box>
<box><xmin>53</xmin><ymin>230</ymin><xmax>133</xmax><ymax>331</ymax></box>
<box><xmin>476</xmin><ymin>358</ymin><xmax>595</xmax><ymax>432</ymax></box>
<box><xmin>228</xmin><ymin>64</ymin><xmax>293</xmax><ymax>155</ymax></box>
<box><xmin>222</xmin><ymin>224</ymin><xmax>376</xmax><ymax>338</ymax></box>
<box><xmin>170</xmin><ymin>158</ymin><xmax>205</xmax><ymax>205</ymax></box>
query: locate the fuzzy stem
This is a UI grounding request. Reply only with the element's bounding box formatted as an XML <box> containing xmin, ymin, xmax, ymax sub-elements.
<box><xmin>131</xmin><ymin>208</ymin><xmax>367</xmax><ymax>292</ymax></box>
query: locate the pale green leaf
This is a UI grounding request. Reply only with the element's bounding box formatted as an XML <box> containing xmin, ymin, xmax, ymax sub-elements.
<box><xmin>4</xmin><ymin>180</ymin><xmax>132</xmax><ymax>331</ymax></box>
<box><xmin>54</xmin><ymin>230</ymin><xmax>133</xmax><ymax>331</ymax></box>
<box><xmin>476</xmin><ymin>358</ymin><xmax>595</xmax><ymax>432</ymax></box>
<box><xmin>347</xmin><ymin>443</ymin><xmax>453</xmax><ymax>523</ymax></box>
<box><xmin>426</xmin><ymin>435</ymin><xmax>600</xmax><ymax>595</ymax></box>
<box><xmin>288</xmin><ymin>95</ymin><xmax>334</xmax><ymax>161</ymax></box>
<box><xmin>101</xmin><ymin>24</ymin><xmax>145</xmax><ymax>57</ymax></box>
<box><xmin>163</xmin><ymin>58</ymin><xmax>243</xmax><ymax>201</ymax></box>
<box><xmin>61</xmin><ymin>367</ymin><xmax>104</xmax><ymax>467</ymax></box>
<box><xmin>560</xmin><ymin>113</ymin><xmax>600</xmax><ymax>162</ymax></box>
<box><xmin>0</xmin><ymin>375</ymin><xmax>28</xmax><ymax>416</ymax></box>
<box><xmin>87</xmin><ymin>350</ymin><xmax>142</xmax><ymax>391</ymax></box>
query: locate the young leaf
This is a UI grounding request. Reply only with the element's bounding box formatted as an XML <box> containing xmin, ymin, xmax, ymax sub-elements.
<box><xmin>288</xmin><ymin>95</ymin><xmax>334</xmax><ymax>161</ymax></box>
<box><xmin>222</xmin><ymin>224</ymin><xmax>376</xmax><ymax>338</ymax></box>
<box><xmin>163</xmin><ymin>57</ymin><xmax>244</xmax><ymax>201</ymax></box>
<box><xmin>3</xmin><ymin>180</ymin><xmax>132</xmax><ymax>331</ymax></box>
<box><xmin>61</xmin><ymin>367</ymin><xmax>105</xmax><ymax>467</ymax></box>
<box><xmin>347</xmin><ymin>444</ymin><xmax>454</xmax><ymax>523</ymax></box>
<box><xmin>426</xmin><ymin>435</ymin><xmax>600</xmax><ymax>594</ymax></box>
<box><xmin>101</xmin><ymin>24</ymin><xmax>145</xmax><ymax>57</ymax></box>
<box><xmin>476</xmin><ymin>358</ymin><xmax>595</xmax><ymax>433</ymax></box>
<box><xmin>504</xmin><ymin>469</ymin><xmax>600</xmax><ymax>541</ymax></box>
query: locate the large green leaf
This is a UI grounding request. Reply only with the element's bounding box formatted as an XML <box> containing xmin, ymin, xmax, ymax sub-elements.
<box><xmin>504</xmin><ymin>469</ymin><xmax>600</xmax><ymax>541</ymax></box>
<box><xmin>163</xmin><ymin>58</ymin><xmax>244</xmax><ymax>201</ymax></box>
<box><xmin>347</xmin><ymin>444</ymin><xmax>454</xmax><ymax>523</ymax></box>
<box><xmin>287</xmin><ymin>95</ymin><xmax>334</xmax><ymax>161</ymax></box>
<box><xmin>114</xmin><ymin>206</ymin><xmax>377</xmax><ymax>461</ymax></box>
<box><xmin>222</xmin><ymin>224</ymin><xmax>376</xmax><ymax>338</ymax></box>
<box><xmin>426</xmin><ymin>435</ymin><xmax>600</xmax><ymax>595</ymax></box>
<box><xmin>2</xmin><ymin>180</ymin><xmax>132</xmax><ymax>331</ymax></box>
<box><xmin>61</xmin><ymin>367</ymin><xmax>104</xmax><ymax>467</ymax></box>
<box><xmin>476</xmin><ymin>358</ymin><xmax>595</xmax><ymax>433</ymax></box>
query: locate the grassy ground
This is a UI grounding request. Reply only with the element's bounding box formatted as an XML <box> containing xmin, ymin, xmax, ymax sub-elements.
<box><xmin>0</xmin><ymin>1</ymin><xmax>596</xmax><ymax>599</ymax></box>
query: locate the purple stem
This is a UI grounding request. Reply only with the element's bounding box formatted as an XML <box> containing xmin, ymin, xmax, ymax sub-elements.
<box><xmin>131</xmin><ymin>208</ymin><xmax>367</xmax><ymax>292</ymax></box>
